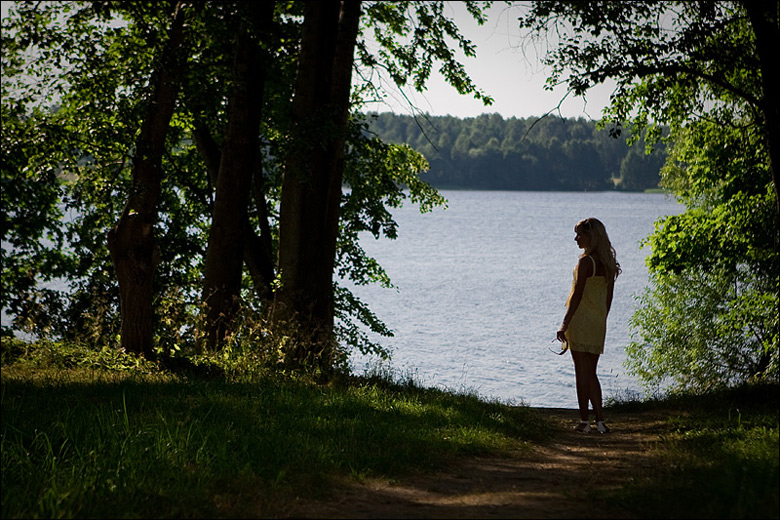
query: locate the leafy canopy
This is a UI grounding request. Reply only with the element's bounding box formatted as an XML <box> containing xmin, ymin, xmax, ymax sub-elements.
<box><xmin>518</xmin><ymin>0</ymin><xmax>778</xmax><ymax>390</ymax></box>
<box><xmin>1</xmin><ymin>1</ymin><xmax>493</xmax><ymax>368</ymax></box>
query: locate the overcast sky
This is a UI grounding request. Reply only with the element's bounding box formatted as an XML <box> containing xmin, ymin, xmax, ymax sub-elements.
<box><xmin>2</xmin><ymin>1</ymin><xmax>614</xmax><ymax>120</ymax></box>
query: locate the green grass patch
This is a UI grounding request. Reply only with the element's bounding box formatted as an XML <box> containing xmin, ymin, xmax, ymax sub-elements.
<box><xmin>606</xmin><ymin>384</ymin><xmax>779</xmax><ymax>519</ymax></box>
<box><xmin>3</xmin><ymin>339</ymin><xmax>777</xmax><ymax>518</ymax></box>
<box><xmin>1</xmin><ymin>339</ymin><xmax>548</xmax><ymax>518</ymax></box>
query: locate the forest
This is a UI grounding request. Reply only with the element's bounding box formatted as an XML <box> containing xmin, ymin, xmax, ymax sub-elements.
<box><xmin>365</xmin><ymin>112</ymin><xmax>666</xmax><ymax>191</ymax></box>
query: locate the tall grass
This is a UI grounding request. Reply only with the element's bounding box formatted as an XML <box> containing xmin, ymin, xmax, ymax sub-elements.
<box><xmin>2</xmin><ymin>339</ymin><xmax>778</xmax><ymax>518</ymax></box>
<box><xmin>1</xmin><ymin>340</ymin><xmax>549</xmax><ymax>518</ymax></box>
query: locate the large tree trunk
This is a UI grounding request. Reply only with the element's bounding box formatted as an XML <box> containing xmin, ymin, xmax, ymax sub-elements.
<box><xmin>274</xmin><ymin>0</ymin><xmax>362</xmax><ymax>368</ymax></box>
<box><xmin>194</xmin><ymin>124</ymin><xmax>275</xmax><ymax>305</ymax></box>
<box><xmin>201</xmin><ymin>3</ymin><xmax>274</xmax><ymax>349</ymax></box>
<box><xmin>744</xmin><ymin>0</ymin><xmax>780</xmax><ymax>242</ymax></box>
<box><xmin>107</xmin><ymin>3</ymin><xmax>188</xmax><ymax>357</ymax></box>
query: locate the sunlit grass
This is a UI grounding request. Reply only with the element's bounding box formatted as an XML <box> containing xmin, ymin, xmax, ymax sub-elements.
<box><xmin>1</xmin><ymin>339</ymin><xmax>548</xmax><ymax>518</ymax></box>
<box><xmin>2</xmin><ymin>339</ymin><xmax>777</xmax><ymax>518</ymax></box>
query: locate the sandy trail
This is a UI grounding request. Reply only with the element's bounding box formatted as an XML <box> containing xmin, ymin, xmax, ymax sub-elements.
<box><xmin>287</xmin><ymin>407</ymin><xmax>674</xmax><ymax>519</ymax></box>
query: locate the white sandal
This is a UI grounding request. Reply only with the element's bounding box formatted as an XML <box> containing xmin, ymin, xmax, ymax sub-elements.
<box><xmin>574</xmin><ymin>421</ymin><xmax>591</xmax><ymax>433</ymax></box>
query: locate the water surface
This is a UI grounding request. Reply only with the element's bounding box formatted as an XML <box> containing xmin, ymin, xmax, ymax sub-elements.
<box><xmin>344</xmin><ymin>190</ymin><xmax>684</xmax><ymax>408</ymax></box>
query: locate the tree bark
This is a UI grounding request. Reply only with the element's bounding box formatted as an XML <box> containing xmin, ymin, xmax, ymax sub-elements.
<box><xmin>194</xmin><ymin>123</ymin><xmax>275</xmax><ymax>305</ymax></box>
<box><xmin>107</xmin><ymin>3</ymin><xmax>188</xmax><ymax>357</ymax></box>
<box><xmin>201</xmin><ymin>3</ymin><xmax>274</xmax><ymax>349</ymax></box>
<box><xmin>274</xmin><ymin>0</ymin><xmax>362</xmax><ymax>368</ymax></box>
<box><xmin>744</xmin><ymin>0</ymin><xmax>780</xmax><ymax>240</ymax></box>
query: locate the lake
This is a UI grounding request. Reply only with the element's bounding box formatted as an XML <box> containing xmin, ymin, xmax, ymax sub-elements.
<box><xmin>342</xmin><ymin>190</ymin><xmax>685</xmax><ymax>408</ymax></box>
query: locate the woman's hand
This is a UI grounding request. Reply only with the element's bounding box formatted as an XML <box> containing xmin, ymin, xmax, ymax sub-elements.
<box><xmin>556</xmin><ymin>329</ymin><xmax>567</xmax><ymax>342</ymax></box>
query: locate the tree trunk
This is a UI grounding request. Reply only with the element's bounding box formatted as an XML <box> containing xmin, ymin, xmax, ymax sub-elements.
<box><xmin>274</xmin><ymin>0</ymin><xmax>362</xmax><ymax>368</ymax></box>
<box><xmin>194</xmin><ymin>123</ymin><xmax>275</xmax><ymax>305</ymax></box>
<box><xmin>744</xmin><ymin>0</ymin><xmax>780</xmax><ymax>243</ymax></box>
<box><xmin>201</xmin><ymin>3</ymin><xmax>273</xmax><ymax>349</ymax></box>
<box><xmin>107</xmin><ymin>3</ymin><xmax>188</xmax><ymax>357</ymax></box>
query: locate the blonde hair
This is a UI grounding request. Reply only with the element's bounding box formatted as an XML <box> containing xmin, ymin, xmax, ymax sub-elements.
<box><xmin>575</xmin><ymin>218</ymin><xmax>621</xmax><ymax>281</ymax></box>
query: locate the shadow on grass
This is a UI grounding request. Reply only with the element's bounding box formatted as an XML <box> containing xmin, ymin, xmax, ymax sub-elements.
<box><xmin>1</xmin><ymin>373</ymin><xmax>550</xmax><ymax>518</ymax></box>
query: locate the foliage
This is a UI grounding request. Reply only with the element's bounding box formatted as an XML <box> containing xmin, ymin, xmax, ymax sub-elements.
<box><xmin>1</xmin><ymin>1</ymin><xmax>203</xmax><ymax>345</ymax></box>
<box><xmin>627</xmin><ymin>266</ymin><xmax>778</xmax><ymax>390</ymax></box>
<box><xmin>0</xmin><ymin>336</ymin><xmax>160</xmax><ymax>375</ymax></box>
<box><xmin>355</xmin><ymin>1</ymin><xmax>494</xmax><ymax>110</ymax></box>
<box><xmin>366</xmin><ymin>112</ymin><xmax>665</xmax><ymax>190</ymax></box>
<box><xmin>336</xmin><ymin>121</ymin><xmax>446</xmax><ymax>361</ymax></box>
<box><xmin>627</xmin><ymin>113</ymin><xmax>778</xmax><ymax>391</ymax></box>
<box><xmin>518</xmin><ymin>1</ymin><xmax>765</xmax><ymax>146</ymax></box>
<box><xmin>2</xmin><ymin>1</ymin><xmax>496</xmax><ymax>365</ymax></box>
<box><xmin>519</xmin><ymin>0</ymin><xmax>778</xmax><ymax>391</ymax></box>
<box><xmin>0</xmin><ymin>99</ymin><xmax>75</xmax><ymax>337</ymax></box>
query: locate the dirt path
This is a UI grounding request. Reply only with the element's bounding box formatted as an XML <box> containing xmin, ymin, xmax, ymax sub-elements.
<box><xmin>287</xmin><ymin>407</ymin><xmax>677</xmax><ymax>519</ymax></box>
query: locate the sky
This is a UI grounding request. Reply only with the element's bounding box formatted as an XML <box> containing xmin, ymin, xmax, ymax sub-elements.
<box><xmin>360</xmin><ymin>2</ymin><xmax>615</xmax><ymax>120</ymax></box>
<box><xmin>1</xmin><ymin>1</ymin><xmax>614</xmax><ymax>120</ymax></box>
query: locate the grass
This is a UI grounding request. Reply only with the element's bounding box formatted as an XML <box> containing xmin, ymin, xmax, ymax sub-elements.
<box><xmin>1</xmin><ymin>339</ymin><xmax>549</xmax><ymax>518</ymax></box>
<box><xmin>605</xmin><ymin>386</ymin><xmax>779</xmax><ymax>519</ymax></box>
<box><xmin>2</xmin><ymin>338</ymin><xmax>778</xmax><ymax>518</ymax></box>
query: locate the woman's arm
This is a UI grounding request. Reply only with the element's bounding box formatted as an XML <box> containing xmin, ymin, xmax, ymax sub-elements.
<box><xmin>606</xmin><ymin>280</ymin><xmax>614</xmax><ymax>314</ymax></box>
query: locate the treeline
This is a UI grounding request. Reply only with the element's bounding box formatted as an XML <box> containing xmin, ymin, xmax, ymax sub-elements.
<box><xmin>364</xmin><ymin>112</ymin><xmax>666</xmax><ymax>191</ymax></box>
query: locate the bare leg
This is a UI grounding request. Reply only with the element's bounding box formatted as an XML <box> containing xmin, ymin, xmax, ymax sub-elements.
<box><xmin>571</xmin><ymin>351</ymin><xmax>591</xmax><ymax>421</ymax></box>
<box><xmin>571</xmin><ymin>351</ymin><xmax>603</xmax><ymax>422</ymax></box>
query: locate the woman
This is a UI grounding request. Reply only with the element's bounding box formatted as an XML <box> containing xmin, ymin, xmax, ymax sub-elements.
<box><xmin>556</xmin><ymin>218</ymin><xmax>621</xmax><ymax>433</ymax></box>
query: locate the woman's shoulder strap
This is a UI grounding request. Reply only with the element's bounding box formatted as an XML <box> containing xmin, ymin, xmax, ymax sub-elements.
<box><xmin>586</xmin><ymin>255</ymin><xmax>596</xmax><ymax>273</ymax></box>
